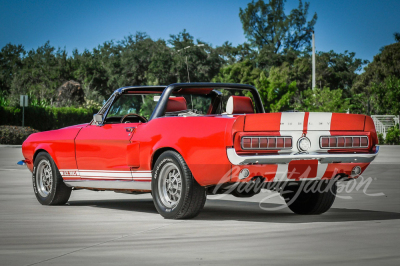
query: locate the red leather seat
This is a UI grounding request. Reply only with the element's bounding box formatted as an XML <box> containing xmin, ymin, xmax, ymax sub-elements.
<box><xmin>166</xmin><ymin>97</ymin><xmax>187</xmax><ymax>112</ymax></box>
<box><xmin>226</xmin><ymin>96</ymin><xmax>254</xmax><ymax>114</ymax></box>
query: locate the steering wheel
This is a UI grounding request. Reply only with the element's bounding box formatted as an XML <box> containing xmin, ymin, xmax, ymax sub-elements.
<box><xmin>120</xmin><ymin>113</ymin><xmax>148</xmax><ymax>123</ymax></box>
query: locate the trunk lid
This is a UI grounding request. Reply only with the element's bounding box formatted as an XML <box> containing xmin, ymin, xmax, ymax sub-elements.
<box><xmin>244</xmin><ymin>112</ymin><xmax>366</xmax><ymax>132</ymax></box>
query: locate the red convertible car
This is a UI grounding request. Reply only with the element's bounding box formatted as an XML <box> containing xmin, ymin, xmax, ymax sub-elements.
<box><xmin>20</xmin><ymin>83</ymin><xmax>379</xmax><ymax>219</ymax></box>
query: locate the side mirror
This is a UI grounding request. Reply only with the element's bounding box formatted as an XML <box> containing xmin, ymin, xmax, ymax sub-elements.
<box><xmin>93</xmin><ymin>113</ymin><xmax>104</xmax><ymax>125</ymax></box>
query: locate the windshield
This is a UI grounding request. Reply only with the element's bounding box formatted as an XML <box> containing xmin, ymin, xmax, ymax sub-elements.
<box><xmin>104</xmin><ymin>88</ymin><xmax>257</xmax><ymax>124</ymax></box>
<box><xmin>107</xmin><ymin>94</ymin><xmax>161</xmax><ymax>120</ymax></box>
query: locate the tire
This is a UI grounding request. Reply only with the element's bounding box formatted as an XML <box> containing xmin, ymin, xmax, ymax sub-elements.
<box><xmin>152</xmin><ymin>151</ymin><xmax>207</xmax><ymax>219</ymax></box>
<box><xmin>282</xmin><ymin>180</ymin><xmax>337</xmax><ymax>215</ymax></box>
<box><xmin>32</xmin><ymin>152</ymin><xmax>72</xmax><ymax>205</ymax></box>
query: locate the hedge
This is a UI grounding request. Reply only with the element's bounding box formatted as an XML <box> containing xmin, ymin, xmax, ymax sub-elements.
<box><xmin>0</xmin><ymin>106</ymin><xmax>98</xmax><ymax>131</ymax></box>
<box><xmin>0</xmin><ymin>126</ymin><xmax>40</xmax><ymax>144</ymax></box>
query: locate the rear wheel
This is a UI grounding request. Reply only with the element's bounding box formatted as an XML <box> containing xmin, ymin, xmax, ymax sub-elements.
<box><xmin>152</xmin><ymin>151</ymin><xmax>206</xmax><ymax>219</ymax></box>
<box><xmin>282</xmin><ymin>180</ymin><xmax>337</xmax><ymax>215</ymax></box>
<box><xmin>33</xmin><ymin>152</ymin><xmax>72</xmax><ymax>205</ymax></box>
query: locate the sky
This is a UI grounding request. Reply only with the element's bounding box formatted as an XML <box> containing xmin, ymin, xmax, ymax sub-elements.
<box><xmin>0</xmin><ymin>0</ymin><xmax>399</xmax><ymax>64</ymax></box>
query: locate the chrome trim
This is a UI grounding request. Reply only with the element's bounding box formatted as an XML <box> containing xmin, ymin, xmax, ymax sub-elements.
<box><xmin>64</xmin><ymin>180</ymin><xmax>151</xmax><ymax>191</ymax></box>
<box><xmin>319</xmin><ymin>136</ymin><xmax>369</xmax><ymax>149</ymax></box>
<box><xmin>241</xmin><ymin>136</ymin><xmax>292</xmax><ymax>150</ymax></box>
<box><xmin>125</xmin><ymin>127</ymin><xmax>135</xmax><ymax>133</ymax></box>
<box><xmin>227</xmin><ymin>145</ymin><xmax>379</xmax><ymax>165</ymax></box>
<box><xmin>297</xmin><ymin>136</ymin><xmax>311</xmax><ymax>152</ymax></box>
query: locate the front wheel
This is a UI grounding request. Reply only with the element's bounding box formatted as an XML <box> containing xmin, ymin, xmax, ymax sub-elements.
<box><xmin>33</xmin><ymin>152</ymin><xmax>72</xmax><ymax>205</ymax></box>
<box><xmin>282</xmin><ymin>180</ymin><xmax>337</xmax><ymax>215</ymax></box>
<box><xmin>152</xmin><ymin>151</ymin><xmax>206</xmax><ymax>219</ymax></box>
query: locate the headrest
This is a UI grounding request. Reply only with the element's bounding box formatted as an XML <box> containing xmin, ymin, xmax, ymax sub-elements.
<box><xmin>226</xmin><ymin>96</ymin><xmax>254</xmax><ymax>114</ymax></box>
<box><xmin>166</xmin><ymin>97</ymin><xmax>187</xmax><ymax>112</ymax></box>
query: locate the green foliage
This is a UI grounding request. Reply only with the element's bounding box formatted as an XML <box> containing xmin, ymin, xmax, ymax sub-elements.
<box><xmin>9</xmin><ymin>42</ymin><xmax>73</xmax><ymax>106</ymax></box>
<box><xmin>386</xmin><ymin>125</ymin><xmax>400</xmax><ymax>145</ymax></box>
<box><xmin>351</xmin><ymin>42</ymin><xmax>400</xmax><ymax>115</ymax></box>
<box><xmin>394</xmin><ymin>32</ymin><xmax>400</xmax><ymax>43</ymax></box>
<box><xmin>0</xmin><ymin>91</ymin><xmax>9</xmax><ymax>106</ymax></box>
<box><xmin>0</xmin><ymin>13</ymin><xmax>398</xmax><ymax>118</ymax></box>
<box><xmin>0</xmin><ymin>43</ymin><xmax>25</xmax><ymax>96</ymax></box>
<box><xmin>239</xmin><ymin>0</ymin><xmax>317</xmax><ymax>52</ymax></box>
<box><xmin>257</xmin><ymin>64</ymin><xmax>297</xmax><ymax>112</ymax></box>
<box><xmin>0</xmin><ymin>106</ymin><xmax>97</xmax><ymax>131</ymax></box>
<box><xmin>0</xmin><ymin>125</ymin><xmax>39</xmax><ymax>144</ymax></box>
<box><xmin>212</xmin><ymin>60</ymin><xmax>261</xmax><ymax>85</ymax></box>
<box><xmin>0</xmin><ymin>30</ymin><xmax>224</xmax><ymax>109</ymax></box>
<box><xmin>377</xmin><ymin>133</ymin><xmax>385</xmax><ymax>145</ymax></box>
<box><xmin>370</xmin><ymin>76</ymin><xmax>400</xmax><ymax>115</ymax></box>
<box><xmin>294</xmin><ymin>87</ymin><xmax>349</xmax><ymax>113</ymax></box>
<box><xmin>315</xmin><ymin>51</ymin><xmax>368</xmax><ymax>94</ymax></box>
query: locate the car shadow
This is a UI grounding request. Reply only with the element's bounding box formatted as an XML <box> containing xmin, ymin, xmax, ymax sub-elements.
<box><xmin>68</xmin><ymin>198</ymin><xmax>400</xmax><ymax>223</ymax></box>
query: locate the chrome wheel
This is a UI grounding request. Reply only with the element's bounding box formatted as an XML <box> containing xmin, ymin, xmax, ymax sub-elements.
<box><xmin>158</xmin><ymin>162</ymin><xmax>182</xmax><ymax>208</ymax></box>
<box><xmin>36</xmin><ymin>159</ymin><xmax>53</xmax><ymax>197</ymax></box>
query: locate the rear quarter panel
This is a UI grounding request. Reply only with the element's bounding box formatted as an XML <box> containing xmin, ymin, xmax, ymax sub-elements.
<box><xmin>133</xmin><ymin>116</ymin><xmax>236</xmax><ymax>186</ymax></box>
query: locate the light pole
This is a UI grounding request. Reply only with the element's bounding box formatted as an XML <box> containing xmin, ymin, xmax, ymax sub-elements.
<box><xmin>176</xmin><ymin>44</ymin><xmax>205</xmax><ymax>83</ymax></box>
<box><xmin>312</xmin><ymin>31</ymin><xmax>316</xmax><ymax>90</ymax></box>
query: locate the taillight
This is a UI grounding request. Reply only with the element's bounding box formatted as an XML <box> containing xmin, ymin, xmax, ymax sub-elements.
<box><xmin>241</xmin><ymin>136</ymin><xmax>292</xmax><ymax>150</ymax></box>
<box><xmin>320</xmin><ymin>136</ymin><xmax>369</xmax><ymax>149</ymax></box>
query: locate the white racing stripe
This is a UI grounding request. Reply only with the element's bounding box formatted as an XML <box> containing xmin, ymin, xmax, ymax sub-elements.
<box><xmin>316</xmin><ymin>162</ymin><xmax>328</xmax><ymax>177</ymax></box>
<box><xmin>273</xmin><ymin>164</ymin><xmax>289</xmax><ymax>182</ymax></box>
<box><xmin>59</xmin><ymin>169</ymin><xmax>152</xmax><ymax>180</ymax></box>
<box><xmin>272</xmin><ymin>162</ymin><xmax>329</xmax><ymax>182</ymax></box>
<box><xmin>79</xmin><ymin>170</ymin><xmax>151</xmax><ymax>173</ymax></box>
<box><xmin>278</xmin><ymin>112</ymin><xmax>332</xmax><ymax>153</ymax></box>
<box><xmin>80</xmin><ymin>172</ymin><xmax>132</xmax><ymax>178</ymax></box>
<box><xmin>82</xmin><ymin>176</ymin><xmax>132</xmax><ymax>180</ymax></box>
<box><xmin>279</xmin><ymin>112</ymin><xmax>305</xmax><ymax>153</ymax></box>
<box><xmin>280</xmin><ymin>112</ymin><xmax>305</xmax><ymax>131</ymax></box>
<box><xmin>307</xmin><ymin>112</ymin><xmax>332</xmax><ymax>131</ymax></box>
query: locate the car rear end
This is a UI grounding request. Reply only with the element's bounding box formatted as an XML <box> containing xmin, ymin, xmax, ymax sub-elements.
<box><xmin>226</xmin><ymin>112</ymin><xmax>379</xmax><ymax>183</ymax></box>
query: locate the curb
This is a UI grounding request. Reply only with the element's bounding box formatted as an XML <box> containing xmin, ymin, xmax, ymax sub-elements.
<box><xmin>0</xmin><ymin>145</ymin><xmax>22</xmax><ymax>148</ymax></box>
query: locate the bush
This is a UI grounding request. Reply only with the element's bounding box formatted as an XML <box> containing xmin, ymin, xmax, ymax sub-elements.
<box><xmin>0</xmin><ymin>106</ymin><xmax>97</xmax><ymax>131</ymax></box>
<box><xmin>0</xmin><ymin>126</ymin><xmax>39</xmax><ymax>145</ymax></box>
<box><xmin>386</xmin><ymin>125</ymin><xmax>400</xmax><ymax>145</ymax></box>
<box><xmin>377</xmin><ymin>133</ymin><xmax>385</xmax><ymax>144</ymax></box>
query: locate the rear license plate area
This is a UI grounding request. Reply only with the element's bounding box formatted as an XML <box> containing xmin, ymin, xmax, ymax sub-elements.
<box><xmin>287</xmin><ymin>160</ymin><xmax>318</xmax><ymax>180</ymax></box>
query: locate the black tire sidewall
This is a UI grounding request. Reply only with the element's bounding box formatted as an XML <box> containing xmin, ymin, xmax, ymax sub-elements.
<box><xmin>33</xmin><ymin>152</ymin><xmax>60</xmax><ymax>205</ymax></box>
<box><xmin>152</xmin><ymin>152</ymin><xmax>189</xmax><ymax>219</ymax></box>
<box><xmin>284</xmin><ymin>180</ymin><xmax>337</xmax><ymax>215</ymax></box>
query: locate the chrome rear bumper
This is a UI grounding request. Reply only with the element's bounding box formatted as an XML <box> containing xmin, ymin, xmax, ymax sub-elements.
<box><xmin>227</xmin><ymin>146</ymin><xmax>379</xmax><ymax>165</ymax></box>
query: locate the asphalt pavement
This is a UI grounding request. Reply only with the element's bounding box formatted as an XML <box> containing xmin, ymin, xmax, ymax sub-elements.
<box><xmin>0</xmin><ymin>145</ymin><xmax>399</xmax><ymax>266</ymax></box>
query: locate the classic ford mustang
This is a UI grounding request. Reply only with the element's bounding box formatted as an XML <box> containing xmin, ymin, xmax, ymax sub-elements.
<box><xmin>20</xmin><ymin>83</ymin><xmax>379</xmax><ymax>219</ymax></box>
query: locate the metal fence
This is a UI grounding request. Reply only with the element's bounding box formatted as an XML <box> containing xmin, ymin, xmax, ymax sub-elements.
<box><xmin>371</xmin><ymin>115</ymin><xmax>399</xmax><ymax>138</ymax></box>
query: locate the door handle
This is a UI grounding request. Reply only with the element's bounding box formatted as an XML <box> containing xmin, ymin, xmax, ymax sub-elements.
<box><xmin>125</xmin><ymin>127</ymin><xmax>136</xmax><ymax>136</ymax></box>
<box><xmin>125</xmin><ymin>127</ymin><xmax>135</xmax><ymax>132</ymax></box>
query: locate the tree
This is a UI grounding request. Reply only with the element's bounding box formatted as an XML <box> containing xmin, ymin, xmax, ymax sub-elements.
<box><xmin>168</xmin><ymin>30</ymin><xmax>225</xmax><ymax>83</ymax></box>
<box><xmin>9</xmin><ymin>42</ymin><xmax>73</xmax><ymax>106</ymax></box>
<box><xmin>239</xmin><ymin>0</ymin><xmax>317</xmax><ymax>53</ymax></box>
<box><xmin>394</xmin><ymin>32</ymin><xmax>400</xmax><ymax>43</ymax></box>
<box><xmin>351</xmin><ymin>42</ymin><xmax>400</xmax><ymax>114</ymax></box>
<box><xmin>257</xmin><ymin>64</ymin><xmax>297</xmax><ymax>112</ymax></box>
<box><xmin>294</xmin><ymin>87</ymin><xmax>349</xmax><ymax>113</ymax></box>
<box><xmin>212</xmin><ymin>60</ymin><xmax>261</xmax><ymax>85</ymax></box>
<box><xmin>370</xmin><ymin>76</ymin><xmax>400</xmax><ymax>115</ymax></box>
<box><xmin>0</xmin><ymin>44</ymin><xmax>25</xmax><ymax>95</ymax></box>
<box><xmin>215</xmin><ymin>42</ymin><xmax>257</xmax><ymax>65</ymax></box>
